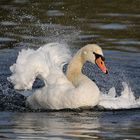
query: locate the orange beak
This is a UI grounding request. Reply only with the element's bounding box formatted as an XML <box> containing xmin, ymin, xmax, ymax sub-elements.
<box><xmin>95</xmin><ymin>57</ymin><xmax>108</xmax><ymax>74</ymax></box>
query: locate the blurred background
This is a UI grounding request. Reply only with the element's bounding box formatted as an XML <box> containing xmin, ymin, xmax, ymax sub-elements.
<box><xmin>0</xmin><ymin>0</ymin><xmax>140</xmax><ymax>51</ymax></box>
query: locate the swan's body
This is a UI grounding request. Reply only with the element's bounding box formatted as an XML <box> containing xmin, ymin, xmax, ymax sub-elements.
<box><xmin>8</xmin><ymin>43</ymin><xmax>108</xmax><ymax>110</ymax></box>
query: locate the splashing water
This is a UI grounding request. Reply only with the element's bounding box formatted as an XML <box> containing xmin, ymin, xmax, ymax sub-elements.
<box><xmin>8</xmin><ymin>43</ymin><xmax>140</xmax><ymax>110</ymax></box>
<box><xmin>99</xmin><ymin>82</ymin><xmax>140</xmax><ymax>109</ymax></box>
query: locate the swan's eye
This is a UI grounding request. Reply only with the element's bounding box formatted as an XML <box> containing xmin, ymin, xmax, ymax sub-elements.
<box><xmin>93</xmin><ymin>52</ymin><xmax>105</xmax><ymax>61</ymax></box>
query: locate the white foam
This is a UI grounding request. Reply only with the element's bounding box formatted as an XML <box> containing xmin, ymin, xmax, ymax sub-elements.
<box><xmin>98</xmin><ymin>82</ymin><xmax>140</xmax><ymax>109</ymax></box>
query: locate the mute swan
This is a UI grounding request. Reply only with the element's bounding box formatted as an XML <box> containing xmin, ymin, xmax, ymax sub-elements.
<box><xmin>8</xmin><ymin>43</ymin><xmax>108</xmax><ymax>110</ymax></box>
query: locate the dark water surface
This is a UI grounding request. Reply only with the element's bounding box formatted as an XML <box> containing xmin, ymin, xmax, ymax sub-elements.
<box><xmin>0</xmin><ymin>110</ymin><xmax>140</xmax><ymax>140</ymax></box>
<box><xmin>0</xmin><ymin>0</ymin><xmax>140</xmax><ymax>139</ymax></box>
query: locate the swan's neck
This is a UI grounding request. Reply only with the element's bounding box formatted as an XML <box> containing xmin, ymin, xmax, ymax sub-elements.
<box><xmin>66</xmin><ymin>50</ymin><xmax>85</xmax><ymax>86</ymax></box>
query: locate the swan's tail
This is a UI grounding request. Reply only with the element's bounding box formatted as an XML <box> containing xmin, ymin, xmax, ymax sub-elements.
<box><xmin>8</xmin><ymin>43</ymin><xmax>71</xmax><ymax>90</ymax></box>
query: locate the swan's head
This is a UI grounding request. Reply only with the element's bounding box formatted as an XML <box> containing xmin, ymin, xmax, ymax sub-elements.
<box><xmin>81</xmin><ymin>44</ymin><xmax>108</xmax><ymax>74</ymax></box>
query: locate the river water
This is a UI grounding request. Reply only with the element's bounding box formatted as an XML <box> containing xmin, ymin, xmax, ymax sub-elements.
<box><xmin>0</xmin><ymin>0</ymin><xmax>140</xmax><ymax>139</ymax></box>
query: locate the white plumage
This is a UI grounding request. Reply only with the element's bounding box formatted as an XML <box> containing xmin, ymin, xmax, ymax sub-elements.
<box><xmin>8</xmin><ymin>43</ymin><xmax>140</xmax><ymax>110</ymax></box>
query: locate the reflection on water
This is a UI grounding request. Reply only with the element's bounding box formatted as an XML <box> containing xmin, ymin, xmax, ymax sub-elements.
<box><xmin>0</xmin><ymin>0</ymin><xmax>140</xmax><ymax>139</ymax></box>
<box><xmin>0</xmin><ymin>110</ymin><xmax>140</xmax><ymax>140</ymax></box>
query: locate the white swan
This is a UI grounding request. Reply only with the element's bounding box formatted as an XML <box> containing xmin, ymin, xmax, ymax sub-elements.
<box><xmin>8</xmin><ymin>43</ymin><xmax>108</xmax><ymax>110</ymax></box>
